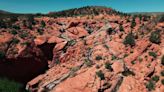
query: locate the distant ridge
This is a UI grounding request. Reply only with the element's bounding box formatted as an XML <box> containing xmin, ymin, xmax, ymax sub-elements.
<box><xmin>47</xmin><ymin>6</ymin><xmax>126</xmax><ymax>17</ymax></box>
<box><xmin>0</xmin><ymin>10</ymin><xmax>12</xmax><ymax>14</ymax></box>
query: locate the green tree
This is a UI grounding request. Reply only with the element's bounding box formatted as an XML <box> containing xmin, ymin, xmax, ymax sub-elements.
<box><xmin>123</xmin><ymin>33</ymin><xmax>135</xmax><ymax>46</ymax></box>
<box><xmin>149</xmin><ymin>30</ymin><xmax>161</xmax><ymax>44</ymax></box>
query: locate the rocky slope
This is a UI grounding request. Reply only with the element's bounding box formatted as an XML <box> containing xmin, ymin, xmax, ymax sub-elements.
<box><xmin>0</xmin><ymin>6</ymin><xmax>164</xmax><ymax>92</ymax></box>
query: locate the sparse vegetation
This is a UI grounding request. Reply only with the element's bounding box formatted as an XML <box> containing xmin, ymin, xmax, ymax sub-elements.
<box><xmin>146</xmin><ymin>80</ymin><xmax>155</xmax><ymax>91</ymax></box>
<box><xmin>19</xmin><ymin>32</ymin><xmax>28</xmax><ymax>38</ymax></box>
<box><xmin>119</xmin><ymin>25</ymin><xmax>124</xmax><ymax>32</ymax></box>
<box><xmin>122</xmin><ymin>69</ymin><xmax>135</xmax><ymax>76</ymax></box>
<box><xmin>96</xmin><ymin>55</ymin><xmax>102</xmax><ymax>60</ymax></box>
<box><xmin>10</xmin><ymin>30</ymin><xmax>17</xmax><ymax>35</ymax></box>
<box><xmin>84</xmin><ymin>59</ymin><xmax>92</xmax><ymax>67</ymax></box>
<box><xmin>12</xmin><ymin>38</ymin><xmax>20</xmax><ymax>44</ymax></box>
<box><xmin>149</xmin><ymin>51</ymin><xmax>157</xmax><ymax>58</ymax></box>
<box><xmin>161</xmin><ymin>55</ymin><xmax>164</xmax><ymax>65</ymax></box>
<box><xmin>123</xmin><ymin>33</ymin><xmax>135</xmax><ymax>46</ymax></box>
<box><xmin>41</xmin><ymin>20</ymin><xmax>46</xmax><ymax>28</ymax></box>
<box><xmin>131</xmin><ymin>17</ymin><xmax>136</xmax><ymax>28</ymax></box>
<box><xmin>0</xmin><ymin>51</ymin><xmax>5</xmax><ymax>59</ymax></box>
<box><xmin>151</xmin><ymin>75</ymin><xmax>159</xmax><ymax>82</ymax></box>
<box><xmin>149</xmin><ymin>30</ymin><xmax>161</xmax><ymax>44</ymax></box>
<box><xmin>96</xmin><ymin>70</ymin><xmax>105</xmax><ymax>80</ymax></box>
<box><xmin>111</xmin><ymin>55</ymin><xmax>117</xmax><ymax>60</ymax></box>
<box><xmin>161</xmin><ymin>79</ymin><xmax>164</xmax><ymax>85</ymax></box>
<box><xmin>161</xmin><ymin>70</ymin><xmax>164</xmax><ymax>76</ymax></box>
<box><xmin>0</xmin><ymin>78</ymin><xmax>23</xmax><ymax>92</ymax></box>
<box><xmin>104</xmin><ymin>62</ymin><xmax>113</xmax><ymax>71</ymax></box>
<box><xmin>37</xmin><ymin>28</ymin><xmax>44</xmax><ymax>35</ymax></box>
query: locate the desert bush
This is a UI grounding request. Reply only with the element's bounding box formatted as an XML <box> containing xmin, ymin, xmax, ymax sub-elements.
<box><xmin>149</xmin><ymin>30</ymin><xmax>161</xmax><ymax>44</ymax></box>
<box><xmin>41</xmin><ymin>20</ymin><xmax>46</xmax><ymax>28</ymax></box>
<box><xmin>131</xmin><ymin>17</ymin><xmax>136</xmax><ymax>28</ymax></box>
<box><xmin>146</xmin><ymin>80</ymin><xmax>155</xmax><ymax>91</ymax></box>
<box><xmin>10</xmin><ymin>30</ymin><xmax>17</xmax><ymax>35</ymax></box>
<box><xmin>149</xmin><ymin>52</ymin><xmax>157</xmax><ymax>58</ymax></box>
<box><xmin>161</xmin><ymin>55</ymin><xmax>164</xmax><ymax>65</ymax></box>
<box><xmin>151</xmin><ymin>75</ymin><xmax>159</xmax><ymax>82</ymax></box>
<box><xmin>105</xmin><ymin>62</ymin><xmax>113</xmax><ymax>71</ymax></box>
<box><xmin>0</xmin><ymin>78</ymin><xmax>23</xmax><ymax>92</ymax></box>
<box><xmin>12</xmin><ymin>38</ymin><xmax>20</xmax><ymax>44</ymax></box>
<box><xmin>160</xmin><ymin>70</ymin><xmax>164</xmax><ymax>76</ymax></box>
<box><xmin>0</xmin><ymin>51</ymin><xmax>5</xmax><ymax>59</ymax></box>
<box><xmin>37</xmin><ymin>29</ymin><xmax>44</xmax><ymax>35</ymax></box>
<box><xmin>119</xmin><ymin>25</ymin><xmax>124</xmax><ymax>32</ymax></box>
<box><xmin>96</xmin><ymin>70</ymin><xmax>105</xmax><ymax>80</ymax></box>
<box><xmin>95</xmin><ymin>55</ymin><xmax>102</xmax><ymax>60</ymax></box>
<box><xmin>19</xmin><ymin>32</ymin><xmax>28</xmax><ymax>38</ymax></box>
<box><xmin>123</xmin><ymin>33</ymin><xmax>135</xmax><ymax>46</ymax></box>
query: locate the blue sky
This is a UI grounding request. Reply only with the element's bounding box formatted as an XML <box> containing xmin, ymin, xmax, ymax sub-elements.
<box><xmin>0</xmin><ymin>0</ymin><xmax>164</xmax><ymax>13</ymax></box>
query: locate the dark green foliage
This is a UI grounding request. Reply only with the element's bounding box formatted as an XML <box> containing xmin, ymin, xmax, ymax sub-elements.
<box><xmin>84</xmin><ymin>59</ymin><xmax>92</xmax><ymax>67</ymax></box>
<box><xmin>0</xmin><ymin>78</ymin><xmax>23</xmax><ymax>92</ymax></box>
<box><xmin>161</xmin><ymin>70</ymin><xmax>164</xmax><ymax>76</ymax></box>
<box><xmin>122</xmin><ymin>69</ymin><xmax>135</xmax><ymax>76</ymax></box>
<box><xmin>0</xmin><ymin>51</ymin><xmax>5</xmax><ymax>59</ymax></box>
<box><xmin>37</xmin><ymin>29</ymin><xmax>44</xmax><ymax>35</ymax></box>
<box><xmin>149</xmin><ymin>52</ymin><xmax>157</xmax><ymax>58</ymax></box>
<box><xmin>105</xmin><ymin>62</ymin><xmax>113</xmax><ymax>71</ymax></box>
<box><xmin>96</xmin><ymin>70</ymin><xmax>105</xmax><ymax>80</ymax></box>
<box><xmin>19</xmin><ymin>32</ymin><xmax>28</xmax><ymax>38</ymax></box>
<box><xmin>111</xmin><ymin>55</ymin><xmax>117</xmax><ymax>60</ymax></box>
<box><xmin>95</xmin><ymin>55</ymin><xmax>102</xmax><ymax>60</ymax></box>
<box><xmin>124</xmin><ymin>54</ymin><xmax>129</xmax><ymax>58</ymax></box>
<box><xmin>41</xmin><ymin>20</ymin><xmax>46</xmax><ymax>28</ymax></box>
<box><xmin>151</xmin><ymin>75</ymin><xmax>159</xmax><ymax>82</ymax></box>
<box><xmin>161</xmin><ymin>79</ymin><xmax>164</xmax><ymax>85</ymax></box>
<box><xmin>161</xmin><ymin>55</ymin><xmax>164</xmax><ymax>65</ymax></box>
<box><xmin>0</xmin><ymin>19</ymin><xmax>7</xmax><ymax>28</ymax></box>
<box><xmin>12</xmin><ymin>25</ymin><xmax>20</xmax><ymax>29</ymax></box>
<box><xmin>107</xmin><ymin>28</ymin><xmax>114</xmax><ymax>35</ymax></box>
<box><xmin>10</xmin><ymin>30</ymin><xmax>17</xmax><ymax>35</ymax></box>
<box><xmin>149</xmin><ymin>30</ymin><xmax>161</xmax><ymax>44</ymax></box>
<box><xmin>131</xmin><ymin>17</ymin><xmax>136</xmax><ymax>28</ymax></box>
<box><xmin>146</xmin><ymin>80</ymin><xmax>155</xmax><ymax>91</ymax></box>
<box><xmin>123</xmin><ymin>33</ymin><xmax>135</xmax><ymax>46</ymax></box>
<box><xmin>119</xmin><ymin>25</ymin><xmax>124</xmax><ymax>32</ymax></box>
<box><xmin>12</xmin><ymin>38</ymin><xmax>20</xmax><ymax>44</ymax></box>
<box><xmin>159</xmin><ymin>15</ymin><xmax>164</xmax><ymax>22</ymax></box>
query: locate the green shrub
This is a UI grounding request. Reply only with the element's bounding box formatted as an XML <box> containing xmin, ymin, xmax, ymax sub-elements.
<box><xmin>19</xmin><ymin>33</ymin><xmax>28</xmax><ymax>38</ymax></box>
<box><xmin>131</xmin><ymin>18</ymin><xmax>136</xmax><ymax>28</ymax></box>
<box><xmin>111</xmin><ymin>55</ymin><xmax>117</xmax><ymax>60</ymax></box>
<box><xmin>151</xmin><ymin>75</ymin><xmax>159</xmax><ymax>82</ymax></box>
<box><xmin>96</xmin><ymin>70</ymin><xmax>105</xmax><ymax>80</ymax></box>
<box><xmin>161</xmin><ymin>79</ymin><xmax>164</xmax><ymax>85</ymax></box>
<box><xmin>104</xmin><ymin>62</ymin><xmax>113</xmax><ymax>71</ymax></box>
<box><xmin>41</xmin><ymin>20</ymin><xmax>46</xmax><ymax>28</ymax></box>
<box><xmin>123</xmin><ymin>33</ymin><xmax>135</xmax><ymax>46</ymax></box>
<box><xmin>84</xmin><ymin>59</ymin><xmax>92</xmax><ymax>67</ymax></box>
<box><xmin>119</xmin><ymin>25</ymin><xmax>124</xmax><ymax>32</ymax></box>
<box><xmin>95</xmin><ymin>55</ymin><xmax>102</xmax><ymax>60</ymax></box>
<box><xmin>12</xmin><ymin>38</ymin><xmax>20</xmax><ymax>44</ymax></box>
<box><xmin>146</xmin><ymin>80</ymin><xmax>155</xmax><ymax>91</ymax></box>
<box><xmin>161</xmin><ymin>55</ymin><xmax>164</xmax><ymax>65</ymax></box>
<box><xmin>37</xmin><ymin>29</ymin><xmax>43</xmax><ymax>35</ymax></box>
<box><xmin>0</xmin><ymin>51</ymin><xmax>5</xmax><ymax>59</ymax></box>
<box><xmin>149</xmin><ymin>31</ymin><xmax>161</xmax><ymax>44</ymax></box>
<box><xmin>149</xmin><ymin>52</ymin><xmax>157</xmax><ymax>58</ymax></box>
<box><xmin>0</xmin><ymin>78</ymin><xmax>23</xmax><ymax>92</ymax></box>
<box><xmin>10</xmin><ymin>30</ymin><xmax>17</xmax><ymax>35</ymax></box>
<box><xmin>122</xmin><ymin>69</ymin><xmax>135</xmax><ymax>76</ymax></box>
<box><xmin>161</xmin><ymin>70</ymin><xmax>164</xmax><ymax>76</ymax></box>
